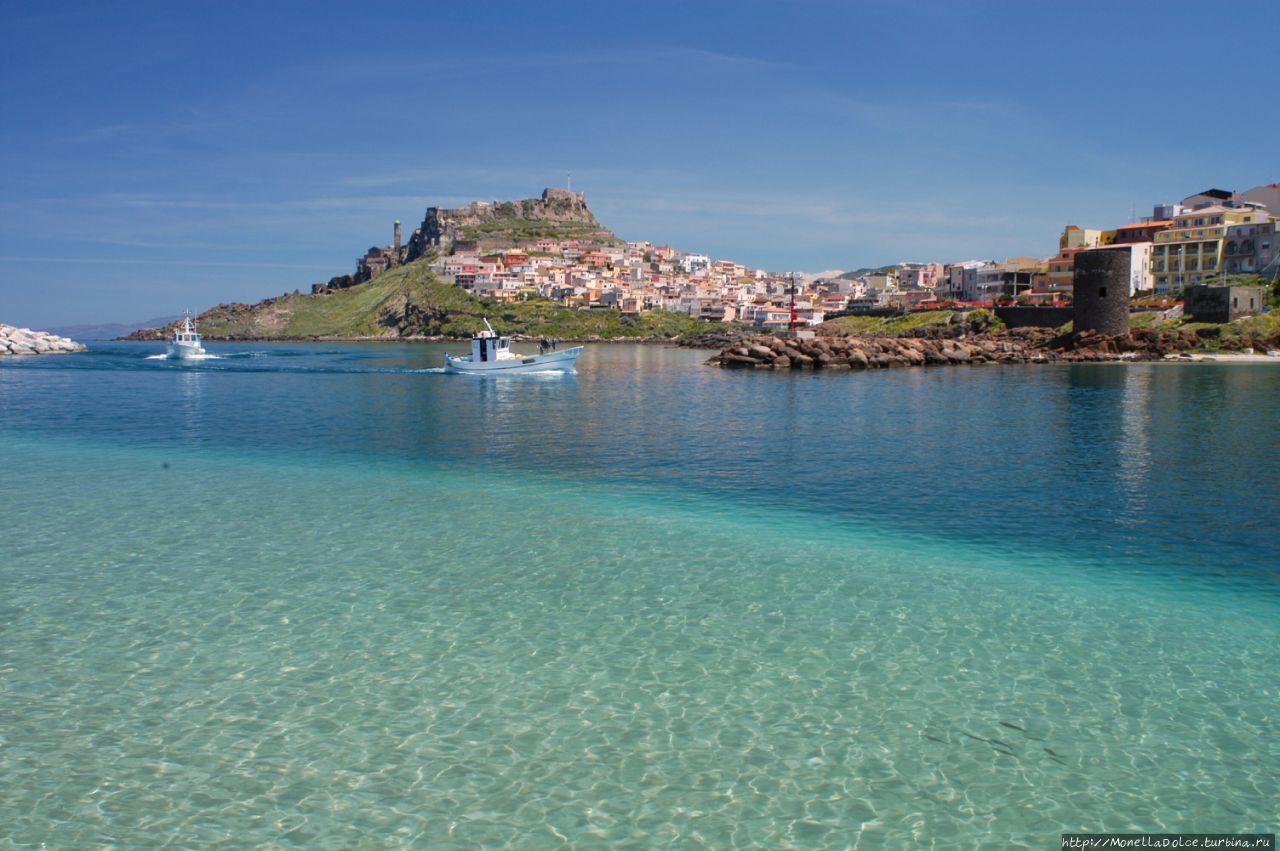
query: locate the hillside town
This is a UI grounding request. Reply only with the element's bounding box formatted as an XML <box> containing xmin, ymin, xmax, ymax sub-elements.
<box><xmin>339</xmin><ymin>183</ymin><xmax>1280</xmax><ymax>331</ymax></box>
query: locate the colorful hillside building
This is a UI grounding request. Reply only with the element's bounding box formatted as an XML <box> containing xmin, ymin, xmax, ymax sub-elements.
<box><xmin>1151</xmin><ymin>205</ymin><xmax>1272</xmax><ymax>291</ymax></box>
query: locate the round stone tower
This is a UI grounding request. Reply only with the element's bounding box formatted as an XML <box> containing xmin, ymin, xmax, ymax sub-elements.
<box><xmin>1073</xmin><ymin>247</ymin><xmax>1131</xmax><ymax>336</ymax></box>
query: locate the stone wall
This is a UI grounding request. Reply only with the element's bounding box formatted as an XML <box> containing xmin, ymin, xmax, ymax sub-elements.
<box><xmin>1184</xmin><ymin>286</ymin><xmax>1265</xmax><ymax>323</ymax></box>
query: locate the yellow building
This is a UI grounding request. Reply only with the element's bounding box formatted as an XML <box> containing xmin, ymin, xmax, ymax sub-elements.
<box><xmin>1004</xmin><ymin>256</ymin><xmax>1045</xmax><ymax>273</ymax></box>
<box><xmin>1151</xmin><ymin>206</ymin><xmax>1270</xmax><ymax>291</ymax></box>
<box><xmin>1059</xmin><ymin>225</ymin><xmax>1103</xmax><ymax>250</ymax></box>
<box><xmin>865</xmin><ymin>271</ymin><xmax>898</xmax><ymax>292</ymax></box>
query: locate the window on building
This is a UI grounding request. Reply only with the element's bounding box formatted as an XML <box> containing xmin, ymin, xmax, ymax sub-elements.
<box><xmin>1098</xmin><ymin>287</ymin><xmax>1107</xmax><ymax>298</ymax></box>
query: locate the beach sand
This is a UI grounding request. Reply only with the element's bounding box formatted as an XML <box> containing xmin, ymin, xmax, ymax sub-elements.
<box><xmin>1165</xmin><ymin>351</ymin><xmax>1280</xmax><ymax>363</ymax></box>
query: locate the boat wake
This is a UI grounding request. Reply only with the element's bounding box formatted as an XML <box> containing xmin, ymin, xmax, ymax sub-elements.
<box><xmin>144</xmin><ymin>353</ymin><xmax>223</xmax><ymax>361</ymax></box>
<box><xmin>449</xmin><ymin>368</ymin><xmax>576</xmax><ymax>379</ymax></box>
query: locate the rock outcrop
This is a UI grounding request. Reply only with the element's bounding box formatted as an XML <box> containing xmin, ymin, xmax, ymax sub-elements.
<box><xmin>0</xmin><ymin>324</ymin><xmax>87</xmax><ymax>355</ymax></box>
<box><xmin>708</xmin><ymin>327</ymin><xmax>1263</xmax><ymax>371</ymax></box>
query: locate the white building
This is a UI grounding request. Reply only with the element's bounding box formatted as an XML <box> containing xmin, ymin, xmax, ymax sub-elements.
<box><xmin>972</xmin><ymin>264</ymin><xmax>1005</xmax><ymax>301</ymax></box>
<box><xmin>1239</xmin><ymin>183</ymin><xmax>1280</xmax><ymax>215</ymax></box>
<box><xmin>1112</xmin><ymin>242</ymin><xmax>1154</xmax><ymax>295</ymax></box>
<box><xmin>1224</xmin><ymin>219</ymin><xmax>1280</xmax><ymax>277</ymax></box>
<box><xmin>680</xmin><ymin>253</ymin><xmax>711</xmax><ymax>274</ymax></box>
<box><xmin>944</xmin><ymin>261</ymin><xmax>987</xmax><ymax>301</ymax></box>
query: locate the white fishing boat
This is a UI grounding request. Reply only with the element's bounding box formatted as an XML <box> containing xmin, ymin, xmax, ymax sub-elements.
<box><xmin>444</xmin><ymin>319</ymin><xmax>582</xmax><ymax>374</ymax></box>
<box><xmin>165</xmin><ymin>312</ymin><xmax>206</xmax><ymax>359</ymax></box>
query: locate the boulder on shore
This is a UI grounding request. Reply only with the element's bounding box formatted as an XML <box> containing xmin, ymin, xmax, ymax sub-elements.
<box><xmin>0</xmin><ymin>323</ymin><xmax>87</xmax><ymax>356</ymax></box>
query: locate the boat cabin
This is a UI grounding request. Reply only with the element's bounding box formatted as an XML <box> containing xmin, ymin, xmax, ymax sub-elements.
<box><xmin>173</xmin><ymin>315</ymin><xmax>201</xmax><ymax>344</ymax></box>
<box><xmin>471</xmin><ymin>330</ymin><xmax>511</xmax><ymax>362</ymax></box>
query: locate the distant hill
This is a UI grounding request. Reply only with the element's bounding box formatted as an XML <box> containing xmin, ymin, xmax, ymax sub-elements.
<box><xmin>837</xmin><ymin>266</ymin><xmax>893</xmax><ymax>280</ymax></box>
<box><xmin>48</xmin><ymin>316</ymin><xmax>182</xmax><ymax>341</ymax></box>
<box><xmin>124</xmin><ymin>259</ymin><xmax>714</xmax><ymax>341</ymax></box>
<box><xmin>795</xmin><ymin>270</ymin><xmax>847</xmax><ymax>285</ymax></box>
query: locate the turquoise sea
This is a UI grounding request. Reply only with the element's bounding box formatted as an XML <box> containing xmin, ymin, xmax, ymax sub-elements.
<box><xmin>1</xmin><ymin>342</ymin><xmax>1277</xmax><ymax>848</ymax></box>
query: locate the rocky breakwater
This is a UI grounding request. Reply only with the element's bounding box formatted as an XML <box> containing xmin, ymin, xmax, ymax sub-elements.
<box><xmin>710</xmin><ymin>327</ymin><xmax>1210</xmax><ymax>371</ymax></box>
<box><xmin>0</xmin><ymin>323</ymin><xmax>87</xmax><ymax>356</ymax></box>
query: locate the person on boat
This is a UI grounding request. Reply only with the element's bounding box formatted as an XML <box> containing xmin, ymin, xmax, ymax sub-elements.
<box><xmin>539</xmin><ymin>338</ymin><xmax>549</xmax><ymax>353</ymax></box>
<box><xmin>551</xmin><ymin>338</ymin><xmax>559</xmax><ymax>350</ymax></box>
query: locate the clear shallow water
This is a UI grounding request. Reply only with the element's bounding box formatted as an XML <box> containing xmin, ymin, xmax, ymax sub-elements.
<box><xmin>1</xmin><ymin>342</ymin><xmax>1278</xmax><ymax>847</ymax></box>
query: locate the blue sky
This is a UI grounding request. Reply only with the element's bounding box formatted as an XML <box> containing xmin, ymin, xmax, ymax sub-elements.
<box><xmin>3</xmin><ymin>0</ymin><xmax>1278</xmax><ymax>328</ymax></box>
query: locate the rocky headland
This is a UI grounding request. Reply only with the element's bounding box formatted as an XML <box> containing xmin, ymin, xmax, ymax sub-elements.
<box><xmin>122</xmin><ymin>257</ymin><xmax>718</xmax><ymax>343</ymax></box>
<box><xmin>0</xmin><ymin>324</ymin><xmax>87</xmax><ymax>356</ymax></box>
<box><xmin>122</xmin><ymin>190</ymin><xmax>690</xmax><ymax>343</ymax></box>
<box><xmin>709</xmin><ymin>325</ymin><xmax>1280</xmax><ymax>371</ymax></box>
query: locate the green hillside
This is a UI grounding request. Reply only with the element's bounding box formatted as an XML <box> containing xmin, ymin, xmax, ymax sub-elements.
<box><xmin>820</xmin><ymin>310</ymin><xmax>955</xmax><ymax>335</ymax></box>
<box><xmin>180</xmin><ymin>260</ymin><xmax>719</xmax><ymax>340</ymax></box>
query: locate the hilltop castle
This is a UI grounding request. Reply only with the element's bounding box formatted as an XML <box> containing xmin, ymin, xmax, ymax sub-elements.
<box><xmin>312</xmin><ymin>189</ymin><xmax>595</xmax><ymax>294</ymax></box>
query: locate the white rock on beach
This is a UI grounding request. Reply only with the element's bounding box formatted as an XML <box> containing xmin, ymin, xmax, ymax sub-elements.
<box><xmin>0</xmin><ymin>323</ymin><xmax>87</xmax><ymax>356</ymax></box>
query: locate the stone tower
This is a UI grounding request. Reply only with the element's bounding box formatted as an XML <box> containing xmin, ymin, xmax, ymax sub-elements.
<box><xmin>1073</xmin><ymin>247</ymin><xmax>1130</xmax><ymax>336</ymax></box>
<box><xmin>393</xmin><ymin>220</ymin><xmax>402</xmax><ymax>254</ymax></box>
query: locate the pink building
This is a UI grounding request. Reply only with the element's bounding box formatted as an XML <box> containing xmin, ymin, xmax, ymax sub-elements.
<box><xmin>897</xmin><ymin>263</ymin><xmax>944</xmax><ymax>289</ymax></box>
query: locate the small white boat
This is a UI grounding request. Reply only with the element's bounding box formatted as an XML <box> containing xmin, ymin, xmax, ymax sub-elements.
<box><xmin>445</xmin><ymin>319</ymin><xmax>582</xmax><ymax>374</ymax></box>
<box><xmin>165</xmin><ymin>312</ymin><xmax>206</xmax><ymax>359</ymax></box>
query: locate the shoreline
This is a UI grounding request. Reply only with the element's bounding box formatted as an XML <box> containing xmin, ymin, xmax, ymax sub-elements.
<box><xmin>113</xmin><ymin>334</ymin><xmax>706</xmax><ymax>346</ymax></box>
<box><xmin>97</xmin><ymin>336</ymin><xmax>1280</xmax><ymax>362</ymax></box>
<box><xmin>1159</xmin><ymin>351</ymin><xmax>1280</xmax><ymax>363</ymax></box>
